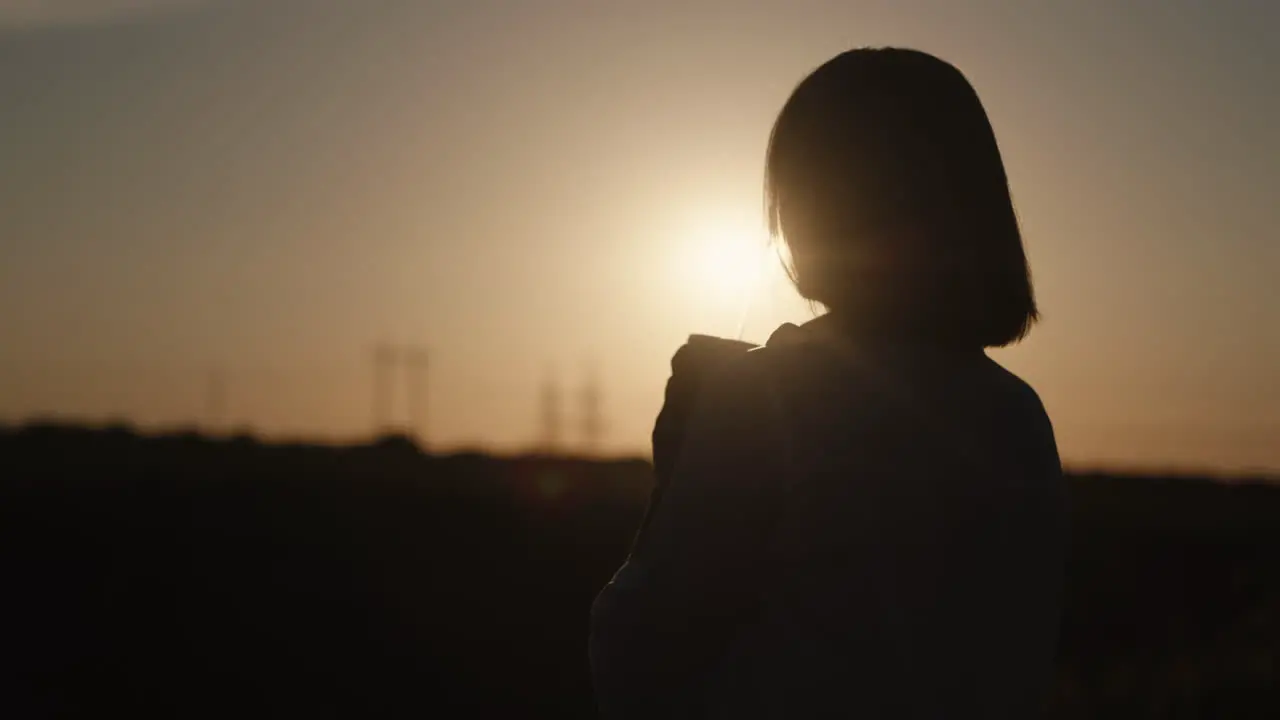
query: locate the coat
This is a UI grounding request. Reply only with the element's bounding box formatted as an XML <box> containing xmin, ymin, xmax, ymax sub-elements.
<box><xmin>590</xmin><ymin>316</ymin><xmax>1068</xmax><ymax>719</ymax></box>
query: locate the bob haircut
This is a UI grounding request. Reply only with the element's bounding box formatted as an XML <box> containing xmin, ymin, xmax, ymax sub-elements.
<box><xmin>765</xmin><ymin>47</ymin><xmax>1037</xmax><ymax>348</ymax></box>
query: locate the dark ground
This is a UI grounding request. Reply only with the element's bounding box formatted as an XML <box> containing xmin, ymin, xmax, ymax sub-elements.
<box><xmin>2</xmin><ymin>424</ymin><xmax>1277</xmax><ymax>718</ymax></box>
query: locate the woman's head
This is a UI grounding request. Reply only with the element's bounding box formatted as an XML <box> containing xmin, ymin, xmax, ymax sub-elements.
<box><xmin>765</xmin><ymin>47</ymin><xmax>1037</xmax><ymax>348</ymax></box>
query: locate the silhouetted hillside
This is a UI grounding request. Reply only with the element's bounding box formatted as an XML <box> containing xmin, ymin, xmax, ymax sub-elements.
<box><xmin>2</xmin><ymin>424</ymin><xmax>1277</xmax><ymax>718</ymax></box>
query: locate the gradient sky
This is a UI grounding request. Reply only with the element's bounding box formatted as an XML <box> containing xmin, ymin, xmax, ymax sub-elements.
<box><xmin>1</xmin><ymin>0</ymin><xmax>1276</xmax><ymax>472</ymax></box>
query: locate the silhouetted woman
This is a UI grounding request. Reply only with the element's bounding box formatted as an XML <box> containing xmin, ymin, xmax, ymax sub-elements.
<box><xmin>590</xmin><ymin>48</ymin><xmax>1068</xmax><ymax>719</ymax></box>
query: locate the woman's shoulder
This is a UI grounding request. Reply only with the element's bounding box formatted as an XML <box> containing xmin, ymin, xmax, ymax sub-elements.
<box><xmin>700</xmin><ymin>323</ymin><xmax>809</xmax><ymax>395</ymax></box>
<box><xmin>977</xmin><ymin>358</ymin><xmax>1052</xmax><ymax>421</ymax></box>
<box><xmin>673</xmin><ymin>326</ymin><xmax>814</xmax><ymax>440</ymax></box>
<box><xmin>976</xmin><ymin>359</ymin><xmax>1062</xmax><ymax>473</ymax></box>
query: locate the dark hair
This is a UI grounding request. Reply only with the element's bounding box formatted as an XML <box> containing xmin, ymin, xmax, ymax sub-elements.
<box><xmin>764</xmin><ymin>47</ymin><xmax>1037</xmax><ymax>348</ymax></box>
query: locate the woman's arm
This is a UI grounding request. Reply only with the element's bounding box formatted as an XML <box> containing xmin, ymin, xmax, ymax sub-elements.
<box><xmin>590</xmin><ymin>353</ymin><xmax>788</xmax><ymax>719</ymax></box>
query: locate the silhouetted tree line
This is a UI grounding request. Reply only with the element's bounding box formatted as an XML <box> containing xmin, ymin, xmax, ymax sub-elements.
<box><xmin>2</xmin><ymin>423</ymin><xmax>1276</xmax><ymax>718</ymax></box>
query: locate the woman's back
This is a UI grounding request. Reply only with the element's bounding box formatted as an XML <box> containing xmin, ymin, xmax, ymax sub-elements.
<box><xmin>701</xmin><ymin>324</ymin><xmax>1067</xmax><ymax>718</ymax></box>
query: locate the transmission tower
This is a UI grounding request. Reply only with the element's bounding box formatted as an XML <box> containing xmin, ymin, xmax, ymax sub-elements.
<box><xmin>539</xmin><ymin>369</ymin><xmax>563</xmax><ymax>454</ymax></box>
<box><xmin>402</xmin><ymin>346</ymin><xmax>429</xmax><ymax>447</ymax></box>
<box><xmin>580</xmin><ymin>365</ymin><xmax>604</xmax><ymax>455</ymax></box>
<box><xmin>372</xmin><ymin>342</ymin><xmax>398</xmax><ymax>437</ymax></box>
<box><xmin>205</xmin><ymin>368</ymin><xmax>226</xmax><ymax>433</ymax></box>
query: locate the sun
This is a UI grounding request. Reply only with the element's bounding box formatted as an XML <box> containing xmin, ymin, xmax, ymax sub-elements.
<box><xmin>686</xmin><ymin>212</ymin><xmax>771</xmax><ymax>305</ymax></box>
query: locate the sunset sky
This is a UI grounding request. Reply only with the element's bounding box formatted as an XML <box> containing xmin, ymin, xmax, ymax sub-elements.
<box><xmin>1</xmin><ymin>0</ymin><xmax>1276</xmax><ymax>472</ymax></box>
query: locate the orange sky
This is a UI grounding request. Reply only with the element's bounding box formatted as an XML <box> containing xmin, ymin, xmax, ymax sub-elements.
<box><xmin>0</xmin><ymin>0</ymin><xmax>1276</xmax><ymax>473</ymax></box>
